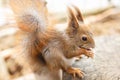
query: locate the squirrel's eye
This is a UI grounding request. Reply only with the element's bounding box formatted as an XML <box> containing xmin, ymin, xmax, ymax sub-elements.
<box><xmin>82</xmin><ymin>36</ymin><xmax>87</xmax><ymax>41</ymax></box>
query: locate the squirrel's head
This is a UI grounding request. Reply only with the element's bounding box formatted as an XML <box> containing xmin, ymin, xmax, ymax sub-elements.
<box><xmin>66</xmin><ymin>6</ymin><xmax>95</xmax><ymax>51</ymax></box>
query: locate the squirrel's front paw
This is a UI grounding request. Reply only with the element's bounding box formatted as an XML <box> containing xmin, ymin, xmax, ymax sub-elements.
<box><xmin>79</xmin><ymin>48</ymin><xmax>94</xmax><ymax>58</ymax></box>
<box><xmin>67</xmin><ymin>67</ymin><xmax>84</xmax><ymax>78</ymax></box>
<box><xmin>85</xmin><ymin>50</ymin><xmax>94</xmax><ymax>58</ymax></box>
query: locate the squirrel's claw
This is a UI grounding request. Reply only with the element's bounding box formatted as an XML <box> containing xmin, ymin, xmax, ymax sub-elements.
<box><xmin>67</xmin><ymin>67</ymin><xmax>84</xmax><ymax>78</ymax></box>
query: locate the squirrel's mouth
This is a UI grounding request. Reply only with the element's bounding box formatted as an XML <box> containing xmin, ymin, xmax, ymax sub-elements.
<box><xmin>79</xmin><ymin>46</ymin><xmax>92</xmax><ymax>51</ymax></box>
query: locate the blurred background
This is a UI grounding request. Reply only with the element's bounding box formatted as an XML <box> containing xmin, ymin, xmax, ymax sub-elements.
<box><xmin>0</xmin><ymin>0</ymin><xmax>120</xmax><ymax>80</ymax></box>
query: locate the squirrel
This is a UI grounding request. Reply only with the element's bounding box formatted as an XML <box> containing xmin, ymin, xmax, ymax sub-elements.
<box><xmin>10</xmin><ymin>0</ymin><xmax>95</xmax><ymax>80</ymax></box>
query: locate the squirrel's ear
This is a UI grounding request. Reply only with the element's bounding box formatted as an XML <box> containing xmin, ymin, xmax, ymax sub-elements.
<box><xmin>67</xmin><ymin>7</ymin><xmax>79</xmax><ymax>29</ymax></box>
<box><xmin>73</xmin><ymin>5</ymin><xmax>84</xmax><ymax>22</ymax></box>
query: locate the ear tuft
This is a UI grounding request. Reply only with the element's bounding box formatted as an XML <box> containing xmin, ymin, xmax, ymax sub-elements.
<box><xmin>67</xmin><ymin>7</ymin><xmax>79</xmax><ymax>29</ymax></box>
<box><xmin>72</xmin><ymin>5</ymin><xmax>84</xmax><ymax>22</ymax></box>
<box><xmin>67</xmin><ymin>7</ymin><xmax>75</xmax><ymax>20</ymax></box>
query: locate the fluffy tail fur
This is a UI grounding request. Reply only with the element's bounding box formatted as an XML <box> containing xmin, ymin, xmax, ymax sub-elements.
<box><xmin>10</xmin><ymin>0</ymin><xmax>49</xmax><ymax>56</ymax></box>
<box><xmin>10</xmin><ymin>0</ymin><xmax>48</xmax><ymax>33</ymax></box>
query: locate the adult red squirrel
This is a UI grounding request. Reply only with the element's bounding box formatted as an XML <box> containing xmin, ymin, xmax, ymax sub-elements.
<box><xmin>10</xmin><ymin>0</ymin><xmax>95</xmax><ymax>80</ymax></box>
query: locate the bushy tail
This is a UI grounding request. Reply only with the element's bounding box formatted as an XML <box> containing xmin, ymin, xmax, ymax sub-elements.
<box><xmin>10</xmin><ymin>0</ymin><xmax>49</xmax><ymax>56</ymax></box>
<box><xmin>9</xmin><ymin>0</ymin><xmax>48</xmax><ymax>33</ymax></box>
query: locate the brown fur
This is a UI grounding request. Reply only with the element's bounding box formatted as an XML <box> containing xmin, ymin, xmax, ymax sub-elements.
<box><xmin>10</xmin><ymin>0</ymin><xmax>95</xmax><ymax>80</ymax></box>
